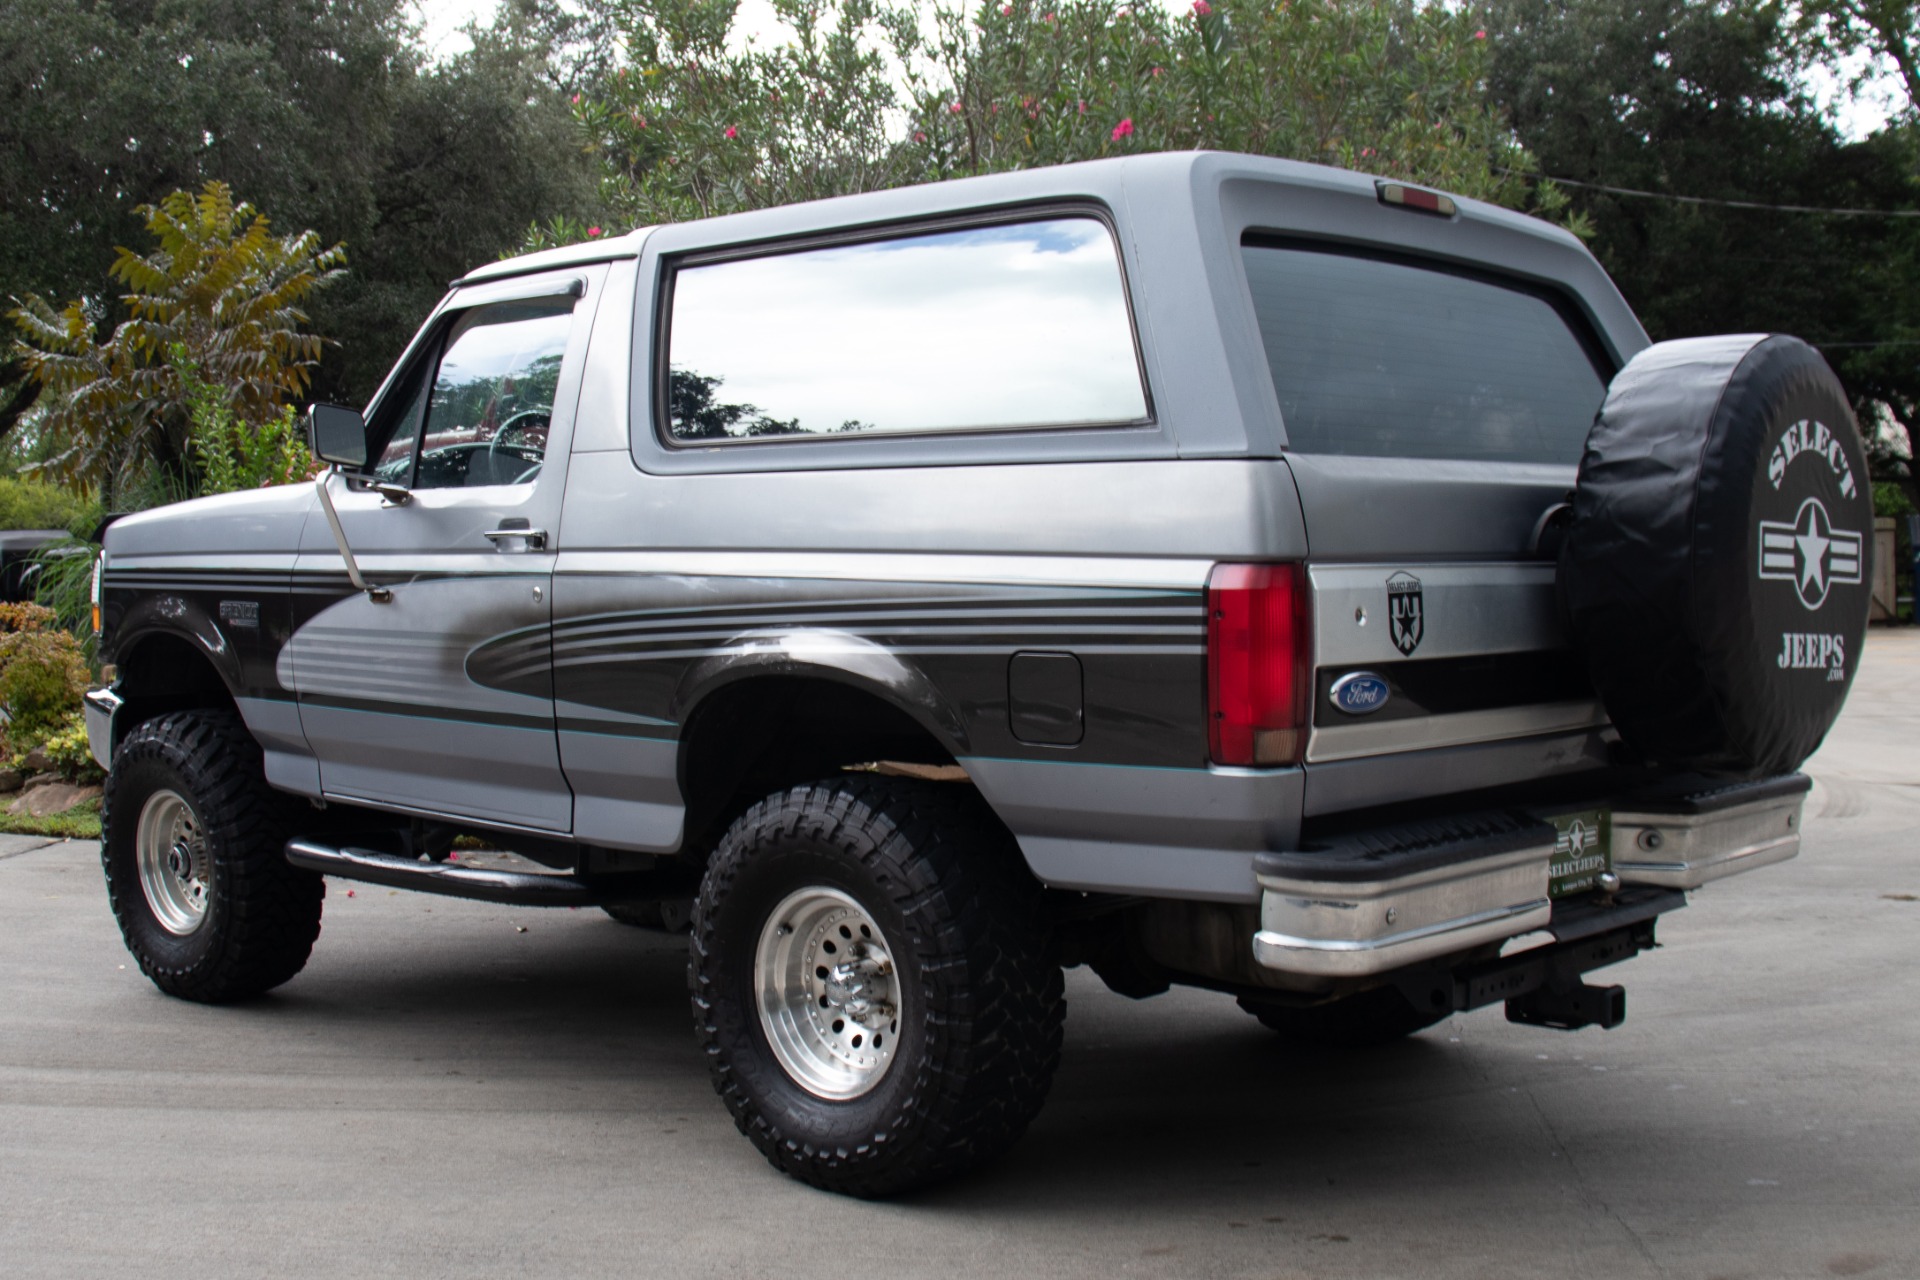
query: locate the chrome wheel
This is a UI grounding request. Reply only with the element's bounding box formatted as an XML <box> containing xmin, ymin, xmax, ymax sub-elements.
<box><xmin>754</xmin><ymin>886</ymin><xmax>902</xmax><ymax>1100</ymax></box>
<box><xmin>135</xmin><ymin>789</ymin><xmax>209</xmax><ymax>936</ymax></box>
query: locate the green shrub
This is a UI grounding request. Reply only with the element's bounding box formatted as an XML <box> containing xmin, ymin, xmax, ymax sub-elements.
<box><xmin>0</xmin><ymin>476</ymin><xmax>96</xmax><ymax>537</ymax></box>
<box><xmin>0</xmin><ymin>623</ymin><xmax>88</xmax><ymax>740</ymax></box>
<box><xmin>27</xmin><ymin>541</ymin><xmax>99</xmax><ymax>646</ymax></box>
<box><xmin>35</xmin><ymin>709</ymin><xmax>103</xmax><ymax>784</ymax></box>
<box><xmin>0</xmin><ymin>602</ymin><xmax>60</xmax><ymax>633</ymax></box>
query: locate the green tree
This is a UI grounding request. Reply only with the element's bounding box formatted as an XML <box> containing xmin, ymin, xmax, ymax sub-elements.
<box><xmin>1484</xmin><ymin>0</ymin><xmax>1920</xmax><ymax>508</ymax></box>
<box><xmin>9</xmin><ymin>183</ymin><xmax>343</xmax><ymax>501</ymax></box>
<box><xmin>1795</xmin><ymin>0</ymin><xmax>1920</xmax><ymax>119</ymax></box>
<box><xmin>556</xmin><ymin>0</ymin><xmax>1562</xmax><ymax>237</ymax></box>
<box><xmin>914</xmin><ymin>0</ymin><xmax>1545</xmax><ymax>208</ymax></box>
<box><xmin>0</xmin><ymin>0</ymin><xmax>601</xmax><ymax>426</ymax></box>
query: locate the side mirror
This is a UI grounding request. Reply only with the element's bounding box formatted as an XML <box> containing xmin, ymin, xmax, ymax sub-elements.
<box><xmin>306</xmin><ymin>403</ymin><xmax>368</xmax><ymax>469</ymax></box>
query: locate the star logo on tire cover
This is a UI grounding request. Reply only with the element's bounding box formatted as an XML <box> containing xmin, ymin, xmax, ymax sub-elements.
<box><xmin>1757</xmin><ymin>496</ymin><xmax>1863</xmax><ymax>611</ymax></box>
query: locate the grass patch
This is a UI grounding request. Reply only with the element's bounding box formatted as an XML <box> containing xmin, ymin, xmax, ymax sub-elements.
<box><xmin>0</xmin><ymin>796</ymin><xmax>101</xmax><ymax>839</ymax></box>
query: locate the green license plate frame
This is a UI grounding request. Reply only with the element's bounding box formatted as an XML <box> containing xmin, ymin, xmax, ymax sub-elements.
<box><xmin>1547</xmin><ymin>808</ymin><xmax>1612</xmax><ymax>898</ymax></box>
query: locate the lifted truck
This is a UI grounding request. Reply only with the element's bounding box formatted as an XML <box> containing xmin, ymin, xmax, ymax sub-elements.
<box><xmin>86</xmin><ymin>152</ymin><xmax>1870</xmax><ymax>1197</ymax></box>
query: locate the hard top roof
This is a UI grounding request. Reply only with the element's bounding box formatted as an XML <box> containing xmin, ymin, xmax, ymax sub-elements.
<box><xmin>453</xmin><ymin>151</ymin><xmax>1584</xmax><ymax>286</ymax></box>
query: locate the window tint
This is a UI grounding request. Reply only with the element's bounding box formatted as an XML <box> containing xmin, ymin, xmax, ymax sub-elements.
<box><xmin>381</xmin><ymin>298</ymin><xmax>573</xmax><ymax>489</ymax></box>
<box><xmin>1241</xmin><ymin>242</ymin><xmax>1609</xmax><ymax>463</ymax></box>
<box><xmin>665</xmin><ymin>217</ymin><xmax>1148</xmax><ymax>442</ymax></box>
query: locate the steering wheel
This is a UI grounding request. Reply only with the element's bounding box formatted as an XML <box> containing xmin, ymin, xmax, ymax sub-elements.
<box><xmin>488</xmin><ymin>409</ymin><xmax>550</xmax><ymax>470</ymax></box>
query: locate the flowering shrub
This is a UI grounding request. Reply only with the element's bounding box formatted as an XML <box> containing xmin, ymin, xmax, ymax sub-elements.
<box><xmin>550</xmin><ymin>0</ymin><xmax>1569</xmax><ymax>240</ymax></box>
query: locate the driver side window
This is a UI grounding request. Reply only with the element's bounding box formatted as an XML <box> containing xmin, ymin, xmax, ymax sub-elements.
<box><xmin>384</xmin><ymin>296</ymin><xmax>576</xmax><ymax>490</ymax></box>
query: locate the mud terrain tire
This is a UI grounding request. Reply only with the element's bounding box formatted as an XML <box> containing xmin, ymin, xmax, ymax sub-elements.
<box><xmin>1562</xmin><ymin>334</ymin><xmax>1872</xmax><ymax>777</ymax></box>
<box><xmin>691</xmin><ymin>778</ymin><xmax>1064</xmax><ymax>1197</ymax></box>
<box><xmin>102</xmin><ymin>710</ymin><xmax>324</xmax><ymax>1002</ymax></box>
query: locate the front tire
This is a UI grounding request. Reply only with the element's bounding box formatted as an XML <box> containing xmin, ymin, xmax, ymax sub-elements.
<box><xmin>102</xmin><ymin>710</ymin><xmax>324</xmax><ymax>1002</ymax></box>
<box><xmin>691</xmin><ymin>778</ymin><xmax>1064</xmax><ymax>1197</ymax></box>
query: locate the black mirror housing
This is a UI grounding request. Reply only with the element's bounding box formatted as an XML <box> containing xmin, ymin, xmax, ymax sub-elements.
<box><xmin>307</xmin><ymin>403</ymin><xmax>369</xmax><ymax>469</ymax></box>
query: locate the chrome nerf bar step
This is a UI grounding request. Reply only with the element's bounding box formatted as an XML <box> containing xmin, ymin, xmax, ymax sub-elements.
<box><xmin>285</xmin><ymin>839</ymin><xmax>695</xmax><ymax>907</ymax></box>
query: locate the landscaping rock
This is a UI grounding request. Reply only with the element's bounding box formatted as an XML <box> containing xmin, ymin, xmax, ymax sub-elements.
<box><xmin>18</xmin><ymin>747</ymin><xmax>51</xmax><ymax>773</ymax></box>
<box><xmin>0</xmin><ymin>768</ymin><xmax>21</xmax><ymax>794</ymax></box>
<box><xmin>24</xmin><ymin>772</ymin><xmax>60</xmax><ymax>788</ymax></box>
<box><xmin>8</xmin><ymin>782</ymin><xmax>101</xmax><ymax>818</ymax></box>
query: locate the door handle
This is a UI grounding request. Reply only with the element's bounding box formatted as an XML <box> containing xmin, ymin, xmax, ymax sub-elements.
<box><xmin>484</xmin><ymin>523</ymin><xmax>547</xmax><ymax>551</ymax></box>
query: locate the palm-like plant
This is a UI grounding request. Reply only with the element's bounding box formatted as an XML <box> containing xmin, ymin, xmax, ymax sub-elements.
<box><xmin>9</xmin><ymin>182</ymin><xmax>345</xmax><ymax>502</ymax></box>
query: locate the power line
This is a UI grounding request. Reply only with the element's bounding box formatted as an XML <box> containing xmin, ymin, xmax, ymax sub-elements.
<box><xmin>1499</xmin><ymin>168</ymin><xmax>1920</xmax><ymax>218</ymax></box>
<box><xmin>1810</xmin><ymin>339</ymin><xmax>1920</xmax><ymax>348</ymax></box>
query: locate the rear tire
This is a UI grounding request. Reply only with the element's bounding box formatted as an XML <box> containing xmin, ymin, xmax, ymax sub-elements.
<box><xmin>1238</xmin><ymin>986</ymin><xmax>1444</xmax><ymax>1049</ymax></box>
<box><xmin>691</xmin><ymin>778</ymin><xmax>1064</xmax><ymax>1197</ymax></box>
<box><xmin>102</xmin><ymin>709</ymin><xmax>323</xmax><ymax>1002</ymax></box>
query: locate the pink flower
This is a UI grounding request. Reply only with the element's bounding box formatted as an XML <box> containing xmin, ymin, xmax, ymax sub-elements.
<box><xmin>1474</xmin><ymin>28</ymin><xmax>1486</xmax><ymax>39</ymax></box>
<box><xmin>1043</xmin><ymin>10</ymin><xmax>1055</xmax><ymax>22</ymax></box>
<box><xmin>1192</xmin><ymin>0</ymin><xmax>1211</xmax><ymax>13</ymax></box>
<box><xmin>1001</xmin><ymin>3</ymin><xmax>1011</xmax><ymax>12</ymax></box>
<box><xmin>949</xmin><ymin>101</ymin><xmax>964</xmax><ymax>113</ymax></box>
<box><xmin>587</xmin><ymin>226</ymin><xmax>603</xmax><ymax>237</ymax></box>
<box><xmin>1360</xmin><ymin>147</ymin><xmax>1375</xmax><ymax>157</ymax></box>
<box><xmin>570</xmin><ymin>94</ymin><xmax>580</xmax><ymax>105</ymax></box>
<box><xmin>1111</xmin><ymin>117</ymin><xmax>1134</xmax><ymax>140</ymax></box>
<box><xmin>1150</xmin><ymin>65</ymin><xmax>1163</xmax><ymax>77</ymax></box>
<box><xmin>914</xmin><ymin>130</ymin><xmax>927</xmax><ymax>142</ymax></box>
<box><xmin>724</xmin><ymin>124</ymin><xmax>738</xmax><ymax>138</ymax></box>
<box><xmin>1077</xmin><ymin>99</ymin><xmax>1088</xmax><ymax>113</ymax></box>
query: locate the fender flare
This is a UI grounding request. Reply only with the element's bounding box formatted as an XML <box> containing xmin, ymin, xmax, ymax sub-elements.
<box><xmin>109</xmin><ymin>596</ymin><xmax>247</xmax><ymax>701</ymax></box>
<box><xmin>669</xmin><ymin>628</ymin><xmax>971</xmax><ymax>758</ymax></box>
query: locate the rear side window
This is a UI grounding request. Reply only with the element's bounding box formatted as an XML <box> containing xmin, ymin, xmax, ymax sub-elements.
<box><xmin>1242</xmin><ymin>241</ymin><xmax>1609</xmax><ymax>463</ymax></box>
<box><xmin>663</xmin><ymin>216</ymin><xmax>1148</xmax><ymax>443</ymax></box>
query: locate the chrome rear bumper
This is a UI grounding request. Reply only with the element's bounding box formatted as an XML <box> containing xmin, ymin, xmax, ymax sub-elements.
<box><xmin>1252</xmin><ymin>813</ymin><xmax>1554</xmax><ymax>977</ymax></box>
<box><xmin>1612</xmin><ymin>774</ymin><xmax>1808</xmax><ymax>889</ymax></box>
<box><xmin>1253</xmin><ymin>775</ymin><xmax>1807</xmax><ymax>978</ymax></box>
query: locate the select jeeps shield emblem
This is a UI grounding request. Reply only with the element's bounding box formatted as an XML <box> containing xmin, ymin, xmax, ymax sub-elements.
<box><xmin>1329</xmin><ymin>672</ymin><xmax>1391</xmax><ymax>715</ymax></box>
<box><xmin>1386</xmin><ymin>571</ymin><xmax>1424</xmax><ymax>655</ymax></box>
<box><xmin>1757</xmin><ymin>496</ymin><xmax>1863</xmax><ymax>611</ymax></box>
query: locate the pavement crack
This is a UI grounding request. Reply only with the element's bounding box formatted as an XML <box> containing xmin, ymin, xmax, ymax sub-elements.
<box><xmin>0</xmin><ymin>838</ymin><xmax>64</xmax><ymax>861</ymax></box>
<box><xmin>1525</xmin><ymin>1085</ymin><xmax>1667</xmax><ymax>1278</ymax></box>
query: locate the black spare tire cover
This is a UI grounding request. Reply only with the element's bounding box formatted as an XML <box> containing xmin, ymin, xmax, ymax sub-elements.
<box><xmin>1562</xmin><ymin>334</ymin><xmax>1871</xmax><ymax>778</ymax></box>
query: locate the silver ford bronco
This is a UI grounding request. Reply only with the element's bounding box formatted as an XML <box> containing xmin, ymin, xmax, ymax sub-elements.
<box><xmin>86</xmin><ymin>152</ymin><xmax>1872</xmax><ymax>1196</ymax></box>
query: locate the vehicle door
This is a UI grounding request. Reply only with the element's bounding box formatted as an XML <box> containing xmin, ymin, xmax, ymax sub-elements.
<box><xmin>287</xmin><ymin>267</ymin><xmax>606</xmax><ymax>832</ymax></box>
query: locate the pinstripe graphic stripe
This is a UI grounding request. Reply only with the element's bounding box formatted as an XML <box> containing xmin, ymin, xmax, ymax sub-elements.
<box><xmin>468</xmin><ymin>590</ymin><xmax>1206</xmax><ymax>690</ymax></box>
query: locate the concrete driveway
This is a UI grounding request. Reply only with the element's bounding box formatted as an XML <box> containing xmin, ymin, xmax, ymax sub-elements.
<box><xmin>3</xmin><ymin>635</ymin><xmax>1917</xmax><ymax>1280</ymax></box>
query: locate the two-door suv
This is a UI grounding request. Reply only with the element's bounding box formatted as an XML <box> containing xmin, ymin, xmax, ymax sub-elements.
<box><xmin>87</xmin><ymin>152</ymin><xmax>1872</xmax><ymax>1196</ymax></box>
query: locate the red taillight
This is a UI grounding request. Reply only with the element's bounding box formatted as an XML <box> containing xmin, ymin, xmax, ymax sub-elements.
<box><xmin>1207</xmin><ymin>563</ymin><xmax>1311</xmax><ymax>766</ymax></box>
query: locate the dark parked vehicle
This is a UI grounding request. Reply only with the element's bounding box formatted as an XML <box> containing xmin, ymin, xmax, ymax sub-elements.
<box><xmin>86</xmin><ymin>153</ymin><xmax>1871</xmax><ymax>1196</ymax></box>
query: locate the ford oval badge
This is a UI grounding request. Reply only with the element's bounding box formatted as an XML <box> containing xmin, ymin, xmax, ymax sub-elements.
<box><xmin>1329</xmin><ymin>671</ymin><xmax>1391</xmax><ymax>715</ymax></box>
